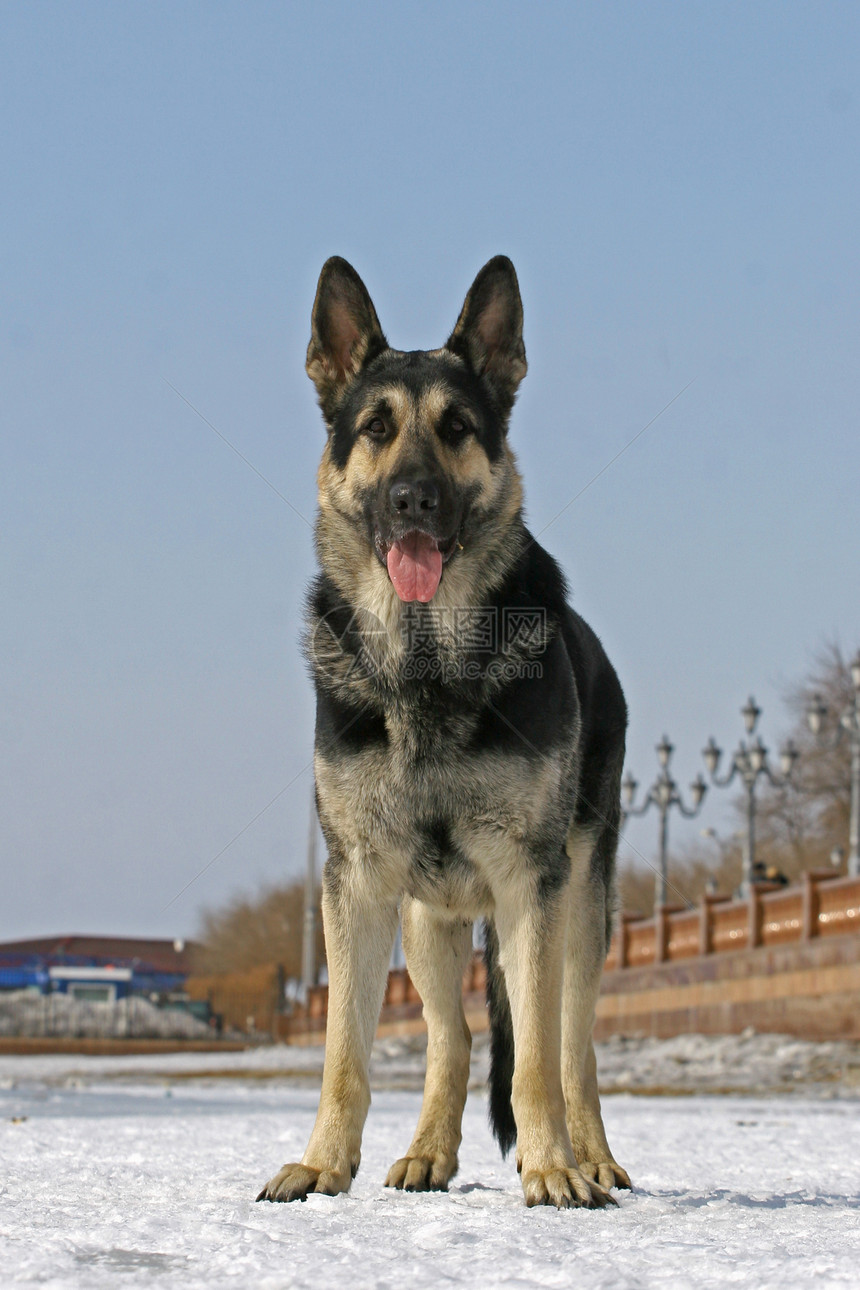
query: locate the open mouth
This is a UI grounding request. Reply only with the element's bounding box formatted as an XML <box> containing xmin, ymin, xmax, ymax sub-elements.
<box><xmin>374</xmin><ymin>529</ymin><xmax>459</xmax><ymax>603</ymax></box>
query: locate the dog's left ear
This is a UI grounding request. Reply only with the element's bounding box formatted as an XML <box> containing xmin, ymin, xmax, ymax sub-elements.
<box><xmin>445</xmin><ymin>256</ymin><xmax>527</xmax><ymax>414</ymax></box>
<box><xmin>306</xmin><ymin>257</ymin><xmax>388</xmax><ymax>424</ymax></box>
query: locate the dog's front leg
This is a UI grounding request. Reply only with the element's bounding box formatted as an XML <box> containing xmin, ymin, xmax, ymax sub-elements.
<box><xmin>257</xmin><ymin>863</ymin><xmax>399</xmax><ymax>1202</ymax></box>
<box><xmin>385</xmin><ymin>898</ymin><xmax>473</xmax><ymax>1192</ymax></box>
<box><xmin>494</xmin><ymin>877</ymin><xmax>615</xmax><ymax>1209</ymax></box>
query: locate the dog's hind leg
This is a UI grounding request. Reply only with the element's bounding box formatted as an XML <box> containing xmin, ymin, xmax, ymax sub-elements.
<box><xmin>561</xmin><ymin>826</ymin><xmax>631</xmax><ymax>1191</ymax></box>
<box><xmin>257</xmin><ymin>859</ymin><xmax>399</xmax><ymax>1202</ymax></box>
<box><xmin>385</xmin><ymin>897</ymin><xmax>473</xmax><ymax>1192</ymax></box>
<box><xmin>494</xmin><ymin>871</ymin><xmax>614</xmax><ymax>1209</ymax></box>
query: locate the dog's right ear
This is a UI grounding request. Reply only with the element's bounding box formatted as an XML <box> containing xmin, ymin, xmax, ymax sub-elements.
<box><xmin>306</xmin><ymin>258</ymin><xmax>388</xmax><ymax>424</ymax></box>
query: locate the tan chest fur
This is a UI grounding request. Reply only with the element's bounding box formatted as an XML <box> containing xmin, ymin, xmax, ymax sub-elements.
<box><xmin>315</xmin><ymin>735</ymin><xmax>568</xmax><ymax>917</ymax></box>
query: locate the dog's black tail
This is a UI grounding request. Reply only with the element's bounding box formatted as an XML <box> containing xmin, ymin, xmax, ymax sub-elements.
<box><xmin>484</xmin><ymin>918</ymin><xmax>517</xmax><ymax>1157</ymax></box>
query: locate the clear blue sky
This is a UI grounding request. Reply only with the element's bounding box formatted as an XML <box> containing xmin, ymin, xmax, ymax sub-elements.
<box><xmin>2</xmin><ymin>1</ymin><xmax>858</xmax><ymax>940</ymax></box>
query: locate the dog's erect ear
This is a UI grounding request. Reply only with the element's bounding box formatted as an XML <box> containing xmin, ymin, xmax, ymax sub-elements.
<box><xmin>306</xmin><ymin>258</ymin><xmax>388</xmax><ymax>423</ymax></box>
<box><xmin>445</xmin><ymin>256</ymin><xmax>527</xmax><ymax>414</ymax></box>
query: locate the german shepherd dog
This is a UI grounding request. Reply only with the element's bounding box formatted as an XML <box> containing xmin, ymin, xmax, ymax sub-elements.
<box><xmin>257</xmin><ymin>257</ymin><xmax>630</xmax><ymax>1209</ymax></box>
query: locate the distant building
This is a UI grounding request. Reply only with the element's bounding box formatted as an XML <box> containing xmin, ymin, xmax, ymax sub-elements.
<box><xmin>0</xmin><ymin>935</ymin><xmax>196</xmax><ymax>997</ymax></box>
<box><xmin>47</xmin><ymin>965</ymin><xmax>133</xmax><ymax>1003</ymax></box>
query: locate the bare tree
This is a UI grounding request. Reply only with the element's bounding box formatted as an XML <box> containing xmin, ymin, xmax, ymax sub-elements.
<box><xmin>192</xmin><ymin>880</ymin><xmax>326</xmax><ymax>979</ymax></box>
<box><xmin>618</xmin><ymin>835</ymin><xmax>743</xmax><ymax>917</ymax></box>
<box><xmin>749</xmin><ymin>641</ymin><xmax>853</xmax><ymax>876</ymax></box>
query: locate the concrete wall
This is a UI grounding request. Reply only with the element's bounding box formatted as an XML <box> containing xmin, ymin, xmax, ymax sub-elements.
<box><xmin>594</xmin><ymin>933</ymin><xmax>860</xmax><ymax>1041</ymax></box>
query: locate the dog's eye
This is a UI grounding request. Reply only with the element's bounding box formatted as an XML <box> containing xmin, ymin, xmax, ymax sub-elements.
<box><xmin>364</xmin><ymin>416</ymin><xmax>387</xmax><ymax>438</ymax></box>
<box><xmin>450</xmin><ymin>416</ymin><xmax>468</xmax><ymax>436</ymax></box>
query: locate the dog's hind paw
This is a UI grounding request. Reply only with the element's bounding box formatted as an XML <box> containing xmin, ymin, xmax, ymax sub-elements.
<box><xmin>385</xmin><ymin>1152</ymin><xmax>458</xmax><ymax>1192</ymax></box>
<box><xmin>256</xmin><ymin>1162</ymin><xmax>352</xmax><ymax>1203</ymax></box>
<box><xmin>578</xmin><ymin>1158</ymin><xmax>632</xmax><ymax>1191</ymax></box>
<box><xmin>521</xmin><ymin>1166</ymin><xmax>617</xmax><ymax>1210</ymax></box>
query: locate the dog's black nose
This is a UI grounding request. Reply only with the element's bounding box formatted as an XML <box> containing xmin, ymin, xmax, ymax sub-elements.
<box><xmin>389</xmin><ymin>479</ymin><xmax>439</xmax><ymax>518</ymax></box>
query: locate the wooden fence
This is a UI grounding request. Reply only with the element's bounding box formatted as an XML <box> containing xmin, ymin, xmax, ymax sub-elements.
<box><xmin>185</xmin><ymin>963</ymin><xmax>284</xmax><ymax>1037</ymax></box>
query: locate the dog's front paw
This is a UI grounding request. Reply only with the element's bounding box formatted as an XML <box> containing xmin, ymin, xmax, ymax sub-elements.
<box><xmin>385</xmin><ymin>1152</ymin><xmax>458</xmax><ymax>1192</ymax></box>
<box><xmin>520</xmin><ymin>1166</ymin><xmax>617</xmax><ymax>1210</ymax></box>
<box><xmin>256</xmin><ymin>1162</ymin><xmax>352</xmax><ymax>1203</ymax></box>
<box><xmin>578</xmin><ymin>1157</ymin><xmax>632</xmax><ymax>1191</ymax></box>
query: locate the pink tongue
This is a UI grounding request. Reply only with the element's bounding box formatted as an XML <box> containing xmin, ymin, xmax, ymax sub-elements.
<box><xmin>386</xmin><ymin>532</ymin><xmax>443</xmax><ymax>602</ymax></box>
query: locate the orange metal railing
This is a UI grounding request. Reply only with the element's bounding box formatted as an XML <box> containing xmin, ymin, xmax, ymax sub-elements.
<box><xmin>271</xmin><ymin>872</ymin><xmax>860</xmax><ymax>1041</ymax></box>
<box><xmin>604</xmin><ymin>872</ymin><xmax>860</xmax><ymax>971</ymax></box>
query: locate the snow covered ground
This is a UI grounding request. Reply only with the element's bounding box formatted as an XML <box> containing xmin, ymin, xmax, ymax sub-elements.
<box><xmin>2</xmin><ymin>1036</ymin><xmax>860</xmax><ymax>1288</ymax></box>
<box><xmin>3</xmin><ymin>1027</ymin><xmax>858</xmax><ymax>1096</ymax></box>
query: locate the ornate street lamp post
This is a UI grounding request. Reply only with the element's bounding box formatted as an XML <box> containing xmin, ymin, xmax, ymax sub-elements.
<box><xmin>807</xmin><ymin>650</ymin><xmax>860</xmax><ymax>878</ymax></box>
<box><xmin>622</xmin><ymin>734</ymin><xmax>707</xmax><ymax>914</ymax></box>
<box><xmin>702</xmin><ymin>697</ymin><xmax>799</xmax><ymax>896</ymax></box>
